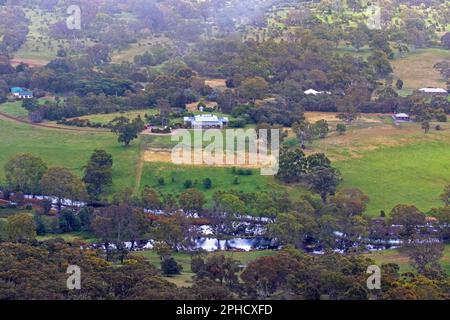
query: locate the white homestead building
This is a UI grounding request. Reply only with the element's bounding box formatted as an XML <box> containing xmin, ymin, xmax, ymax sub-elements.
<box><xmin>392</xmin><ymin>113</ymin><xmax>410</xmax><ymax>122</ymax></box>
<box><xmin>183</xmin><ymin>114</ymin><xmax>229</xmax><ymax>129</ymax></box>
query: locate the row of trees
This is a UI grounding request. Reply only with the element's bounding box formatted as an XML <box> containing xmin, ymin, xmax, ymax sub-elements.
<box><xmin>3</xmin><ymin>150</ymin><xmax>114</xmax><ymax>205</ymax></box>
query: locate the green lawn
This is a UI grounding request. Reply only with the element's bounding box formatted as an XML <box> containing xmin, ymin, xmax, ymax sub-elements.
<box><xmin>0</xmin><ymin>99</ymin><xmax>57</xmax><ymax>119</ymax></box>
<box><xmin>336</xmin><ymin>140</ymin><xmax>450</xmax><ymax>216</ymax></box>
<box><xmin>139</xmin><ymin>162</ymin><xmax>298</xmax><ymax>205</ymax></box>
<box><xmin>0</xmin><ymin>101</ymin><xmax>29</xmax><ymax>118</ymax></box>
<box><xmin>0</xmin><ymin>117</ymin><xmax>140</xmax><ymax>195</ymax></box>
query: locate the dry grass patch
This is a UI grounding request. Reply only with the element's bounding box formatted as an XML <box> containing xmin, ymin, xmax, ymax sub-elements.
<box><xmin>312</xmin><ymin>122</ymin><xmax>450</xmax><ymax>161</ymax></box>
<box><xmin>143</xmin><ymin>148</ymin><xmax>275</xmax><ymax>169</ymax></box>
<box><xmin>186</xmin><ymin>100</ymin><xmax>218</xmax><ymax>112</ymax></box>
<box><xmin>10</xmin><ymin>58</ymin><xmax>48</xmax><ymax>67</ymax></box>
<box><xmin>205</xmin><ymin>79</ymin><xmax>227</xmax><ymax>91</ymax></box>
<box><xmin>305</xmin><ymin>112</ymin><xmax>383</xmax><ymax>124</ymax></box>
<box><xmin>392</xmin><ymin>49</ymin><xmax>450</xmax><ymax>91</ymax></box>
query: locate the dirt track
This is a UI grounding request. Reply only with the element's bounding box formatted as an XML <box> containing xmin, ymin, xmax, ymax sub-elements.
<box><xmin>0</xmin><ymin>111</ymin><xmax>107</xmax><ymax>133</ymax></box>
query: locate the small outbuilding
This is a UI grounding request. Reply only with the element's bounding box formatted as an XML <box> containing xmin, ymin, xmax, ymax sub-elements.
<box><xmin>392</xmin><ymin>113</ymin><xmax>410</xmax><ymax>122</ymax></box>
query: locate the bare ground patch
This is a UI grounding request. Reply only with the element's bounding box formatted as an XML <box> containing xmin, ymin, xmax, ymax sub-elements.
<box><xmin>10</xmin><ymin>58</ymin><xmax>49</xmax><ymax>67</ymax></box>
<box><xmin>143</xmin><ymin>148</ymin><xmax>275</xmax><ymax>169</ymax></box>
<box><xmin>186</xmin><ymin>100</ymin><xmax>218</xmax><ymax>112</ymax></box>
<box><xmin>205</xmin><ymin>79</ymin><xmax>227</xmax><ymax>91</ymax></box>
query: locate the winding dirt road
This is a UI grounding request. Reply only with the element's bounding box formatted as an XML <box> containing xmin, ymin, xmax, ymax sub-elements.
<box><xmin>0</xmin><ymin>111</ymin><xmax>107</xmax><ymax>133</ymax></box>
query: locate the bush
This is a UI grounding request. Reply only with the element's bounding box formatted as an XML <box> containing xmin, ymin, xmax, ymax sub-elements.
<box><xmin>158</xmin><ymin>177</ymin><xmax>165</xmax><ymax>186</ymax></box>
<box><xmin>36</xmin><ymin>215</ymin><xmax>60</xmax><ymax>234</ymax></box>
<box><xmin>41</xmin><ymin>199</ymin><xmax>53</xmax><ymax>214</ymax></box>
<box><xmin>184</xmin><ymin>180</ymin><xmax>193</xmax><ymax>189</ymax></box>
<box><xmin>228</xmin><ymin>117</ymin><xmax>247</xmax><ymax>128</ymax></box>
<box><xmin>151</xmin><ymin>127</ymin><xmax>172</xmax><ymax>134</ymax></box>
<box><xmin>203</xmin><ymin>178</ymin><xmax>212</xmax><ymax>189</ymax></box>
<box><xmin>161</xmin><ymin>257</ymin><xmax>183</xmax><ymax>276</ymax></box>
<box><xmin>0</xmin><ymin>219</ymin><xmax>8</xmax><ymax>241</ymax></box>
<box><xmin>58</xmin><ymin>209</ymin><xmax>81</xmax><ymax>233</ymax></box>
<box><xmin>336</xmin><ymin>123</ymin><xmax>347</xmax><ymax>135</ymax></box>
<box><xmin>236</xmin><ymin>168</ymin><xmax>253</xmax><ymax>176</ymax></box>
<box><xmin>435</xmin><ymin>114</ymin><xmax>447</xmax><ymax>122</ymax></box>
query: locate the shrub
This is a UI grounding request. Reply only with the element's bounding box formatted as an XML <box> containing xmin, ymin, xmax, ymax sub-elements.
<box><xmin>184</xmin><ymin>180</ymin><xmax>193</xmax><ymax>189</ymax></box>
<box><xmin>58</xmin><ymin>209</ymin><xmax>81</xmax><ymax>233</ymax></box>
<box><xmin>158</xmin><ymin>177</ymin><xmax>165</xmax><ymax>186</ymax></box>
<box><xmin>336</xmin><ymin>123</ymin><xmax>347</xmax><ymax>135</ymax></box>
<box><xmin>435</xmin><ymin>114</ymin><xmax>447</xmax><ymax>123</ymax></box>
<box><xmin>161</xmin><ymin>257</ymin><xmax>183</xmax><ymax>276</ymax></box>
<box><xmin>203</xmin><ymin>178</ymin><xmax>212</xmax><ymax>189</ymax></box>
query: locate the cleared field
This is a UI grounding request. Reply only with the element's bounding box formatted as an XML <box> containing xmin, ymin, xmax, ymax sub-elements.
<box><xmin>305</xmin><ymin>112</ymin><xmax>384</xmax><ymax>124</ymax></box>
<box><xmin>365</xmin><ymin>245</ymin><xmax>450</xmax><ymax>275</ymax></box>
<box><xmin>310</xmin><ymin>118</ymin><xmax>450</xmax><ymax>216</ymax></box>
<box><xmin>13</xmin><ymin>9</ymin><xmax>62</xmax><ymax>63</ymax></box>
<box><xmin>204</xmin><ymin>79</ymin><xmax>227</xmax><ymax>91</ymax></box>
<box><xmin>73</xmin><ymin>109</ymin><xmax>157</xmax><ymax>125</ymax></box>
<box><xmin>335</xmin><ymin>136</ymin><xmax>450</xmax><ymax>216</ymax></box>
<box><xmin>0</xmin><ymin>116</ymin><xmax>140</xmax><ymax>195</ymax></box>
<box><xmin>391</xmin><ymin>48</ymin><xmax>450</xmax><ymax>93</ymax></box>
<box><xmin>0</xmin><ymin>101</ymin><xmax>29</xmax><ymax>118</ymax></box>
<box><xmin>139</xmin><ymin>162</ymin><xmax>301</xmax><ymax>205</ymax></box>
<box><xmin>111</xmin><ymin>36</ymin><xmax>173</xmax><ymax>63</ymax></box>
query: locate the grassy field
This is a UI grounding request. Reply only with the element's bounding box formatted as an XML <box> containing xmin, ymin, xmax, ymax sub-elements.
<box><xmin>0</xmin><ymin>99</ymin><xmax>58</xmax><ymax>119</ymax></box>
<box><xmin>139</xmin><ymin>162</ymin><xmax>309</xmax><ymax>205</ymax></box>
<box><xmin>391</xmin><ymin>48</ymin><xmax>450</xmax><ymax>94</ymax></box>
<box><xmin>0</xmin><ymin>101</ymin><xmax>29</xmax><ymax>118</ymax></box>
<box><xmin>308</xmin><ymin>113</ymin><xmax>450</xmax><ymax>216</ymax></box>
<box><xmin>366</xmin><ymin>245</ymin><xmax>450</xmax><ymax>275</ymax></box>
<box><xmin>133</xmin><ymin>249</ymin><xmax>277</xmax><ymax>287</ymax></box>
<box><xmin>0</xmin><ymin>116</ymin><xmax>140</xmax><ymax>195</ymax></box>
<box><xmin>1</xmin><ymin>102</ymin><xmax>449</xmax><ymax>216</ymax></box>
<box><xmin>36</xmin><ymin>231</ymin><xmax>98</xmax><ymax>243</ymax></box>
<box><xmin>111</xmin><ymin>36</ymin><xmax>173</xmax><ymax>63</ymax></box>
<box><xmin>337</xmin><ymin>140</ymin><xmax>450</xmax><ymax>216</ymax></box>
<box><xmin>0</xmin><ymin>111</ymin><xmax>308</xmax><ymax>202</ymax></box>
<box><xmin>73</xmin><ymin>109</ymin><xmax>158</xmax><ymax>125</ymax></box>
<box><xmin>13</xmin><ymin>9</ymin><xmax>63</xmax><ymax>64</ymax></box>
